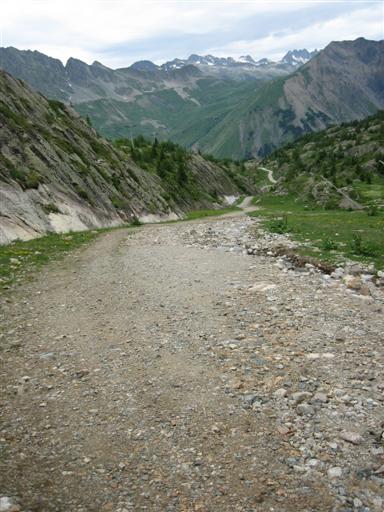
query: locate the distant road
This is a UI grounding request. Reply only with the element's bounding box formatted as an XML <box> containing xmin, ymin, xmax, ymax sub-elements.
<box><xmin>258</xmin><ymin>166</ymin><xmax>277</xmax><ymax>184</ymax></box>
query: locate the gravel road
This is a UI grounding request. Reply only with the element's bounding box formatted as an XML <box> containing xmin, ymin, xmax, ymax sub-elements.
<box><xmin>1</xmin><ymin>213</ymin><xmax>383</xmax><ymax>512</ymax></box>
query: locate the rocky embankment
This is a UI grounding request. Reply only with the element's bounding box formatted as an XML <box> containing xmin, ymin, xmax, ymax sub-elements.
<box><xmin>0</xmin><ymin>214</ymin><xmax>383</xmax><ymax>511</ymax></box>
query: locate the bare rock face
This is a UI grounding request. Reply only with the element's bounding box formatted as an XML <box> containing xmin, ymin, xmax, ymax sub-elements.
<box><xmin>0</xmin><ymin>70</ymin><xmax>244</xmax><ymax>244</ymax></box>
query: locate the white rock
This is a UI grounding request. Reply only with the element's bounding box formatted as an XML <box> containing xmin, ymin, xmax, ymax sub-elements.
<box><xmin>339</xmin><ymin>431</ymin><xmax>363</xmax><ymax>445</ymax></box>
<box><xmin>312</xmin><ymin>392</ymin><xmax>328</xmax><ymax>403</ymax></box>
<box><xmin>343</xmin><ymin>274</ymin><xmax>361</xmax><ymax>290</ymax></box>
<box><xmin>0</xmin><ymin>497</ymin><xmax>17</xmax><ymax>512</ymax></box>
<box><xmin>249</xmin><ymin>283</ymin><xmax>277</xmax><ymax>293</ymax></box>
<box><xmin>328</xmin><ymin>466</ymin><xmax>343</xmax><ymax>478</ymax></box>
<box><xmin>306</xmin><ymin>352</ymin><xmax>335</xmax><ymax>360</ymax></box>
<box><xmin>273</xmin><ymin>388</ymin><xmax>287</xmax><ymax>398</ymax></box>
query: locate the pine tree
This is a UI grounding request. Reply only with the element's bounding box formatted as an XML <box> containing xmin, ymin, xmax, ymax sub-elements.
<box><xmin>177</xmin><ymin>161</ymin><xmax>188</xmax><ymax>185</ymax></box>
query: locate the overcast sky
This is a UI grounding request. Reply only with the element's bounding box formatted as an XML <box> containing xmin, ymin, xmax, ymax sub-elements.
<box><xmin>1</xmin><ymin>0</ymin><xmax>383</xmax><ymax>68</ymax></box>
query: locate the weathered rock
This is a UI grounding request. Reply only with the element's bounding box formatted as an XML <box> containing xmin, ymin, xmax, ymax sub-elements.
<box><xmin>339</xmin><ymin>431</ymin><xmax>364</xmax><ymax>445</ymax></box>
<box><xmin>273</xmin><ymin>388</ymin><xmax>287</xmax><ymax>398</ymax></box>
<box><xmin>327</xmin><ymin>467</ymin><xmax>343</xmax><ymax>479</ymax></box>
<box><xmin>343</xmin><ymin>275</ymin><xmax>362</xmax><ymax>290</ymax></box>
<box><xmin>0</xmin><ymin>497</ymin><xmax>19</xmax><ymax>512</ymax></box>
<box><xmin>291</xmin><ymin>392</ymin><xmax>312</xmax><ymax>404</ymax></box>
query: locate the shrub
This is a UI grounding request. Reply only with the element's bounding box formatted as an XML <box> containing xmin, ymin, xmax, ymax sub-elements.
<box><xmin>111</xmin><ymin>196</ymin><xmax>129</xmax><ymax>209</ymax></box>
<box><xmin>74</xmin><ymin>183</ymin><xmax>91</xmax><ymax>202</ymax></box>
<box><xmin>130</xmin><ymin>216</ymin><xmax>141</xmax><ymax>226</ymax></box>
<box><xmin>350</xmin><ymin>234</ymin><xmax>378</xmax><ymax>256</ymax></box>
<box><xmin>367</xmin><ymin>205</ymin><xmax>378</xmax><ymax>216</ymax></box>
<box><xmin>321</xmin><ymin>238</ymin><xmax>338</xmax><ymax>250</ymax></box>
<box><xmin>41</xmin><ymin>203</ymin><xmax>60</xmax><ymax>214</ymax></box>
<box><xmin>25</xmin><ymin>172</ymin><xmax>43</xmax><ymax>189</ymax></box>
<box><xmin>267</xmin><ymin>215</ymin><xmax>289</xmax><ymax>234</ymax></box>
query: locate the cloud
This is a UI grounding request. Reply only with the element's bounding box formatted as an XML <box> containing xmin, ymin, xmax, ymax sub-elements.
<box><xmin>0</xmin><ymin>0</ymin><xmax>382</xmax><ymax>67</ymax></box>
<box><xmin>205</xmin><ymin>3</ymin><xmax>384</xmax><ymax>60</ymax></box>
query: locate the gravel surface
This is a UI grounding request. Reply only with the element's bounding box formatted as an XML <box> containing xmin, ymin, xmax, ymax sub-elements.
<box><xmin>1</xmin><ymin>213</ymin><xmax>383</xmax><ymax>511</ymax></box>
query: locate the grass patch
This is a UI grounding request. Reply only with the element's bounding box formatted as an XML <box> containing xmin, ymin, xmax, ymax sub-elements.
<box><xmin>249</xmin><ymin>194</ymin><xmax>384</xmax><ymax>269</ymax></box>
<box><xmin>354</xmin><ymin>180</ymin><xmax>384</xmax><ymax>204</ymax></box>
<box><xmin>186</xmin><ymin>206</ymin><xmax>240</xmax><ymax>220</ymax></box>
<box><xmin>0</xmin><ymin>230</ymin><xmax>100</xmax><ymax>292</ymax></box>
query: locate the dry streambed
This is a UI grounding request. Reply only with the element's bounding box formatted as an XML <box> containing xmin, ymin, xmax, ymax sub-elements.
<box><xmin>0</xmin><ymin>215</ymin><xmax>383</xmax><ymax>511</ymax></box>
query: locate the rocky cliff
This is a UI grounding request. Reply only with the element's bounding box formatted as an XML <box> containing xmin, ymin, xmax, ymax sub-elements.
<box><xmin>0</xmin><ymin>70</ymin><xmax>243</xmax><ymax>244</ymax></box>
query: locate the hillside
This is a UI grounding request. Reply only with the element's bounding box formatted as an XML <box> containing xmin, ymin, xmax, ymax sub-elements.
<box><xmin>0</xmin><ymin>69</ymin><xmax>246</xmax><ymax>244</ymax></box>
<box><xmin>190</xmin><ymin>38</ymin><xmax>384</xmax><ymax>159</ymax></box>
<box><xmin>261</xmin><ymin>111</ymin><xmax>384</xmax><ymax>209</ymax></box>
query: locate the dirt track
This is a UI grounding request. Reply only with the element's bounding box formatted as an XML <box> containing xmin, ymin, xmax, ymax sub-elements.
<box><xmin>1</xmin><ymin>213</ymin><xmax>383</xmax><ymax>511</ymax></box>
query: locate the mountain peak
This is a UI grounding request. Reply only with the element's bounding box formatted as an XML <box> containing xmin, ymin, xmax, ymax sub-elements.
<box><xmin>129</xmin><ymin>60</ymin><xmax>159</xmax><ymax>72</ymax></box>
<box><xmin>282</xmin><ymin>49</ymin><xmax>317</xmax><ymax>65</ymax></box>
<box><xmin>237</xmin><ymin>55</ymin><xmax>256</xmax><ymax>64</ymax></box>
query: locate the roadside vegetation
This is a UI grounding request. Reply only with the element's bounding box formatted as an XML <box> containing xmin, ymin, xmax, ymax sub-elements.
<box><xmin>248</xmin><ymin>112</ymin><xmax>384</xmax><ymax>269</ymax></box>
<box><xmin>0</xmin><ymin>231</ymin><xmax>101</xmax><ymax>292</ymax></box>
<box><xmin>249</xmin><ymin>194</ymin><xmax>384</xmax><ymax>269</ymax></box>
<box><xmin>186</xmin><ymin>206</ymin><xmax>240</xmax><ymax>220</ymax></box>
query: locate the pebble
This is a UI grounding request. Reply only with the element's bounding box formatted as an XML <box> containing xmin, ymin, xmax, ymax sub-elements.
<box><xmin>339</xmin><ymin>431</ymin><xmax>364</xmax><ymax>445</ymax></box>
<box><xmin>291</xmin><ymin>391</ymin><xmax>312</xmax><ymax>404</ymax></box>
<box><xmin>273</xmin><ymin>388</ymin><xmax>287</xmax><ymax>398</ymax></box>
<box><xmin>0</xmin><ymin>497</ymin><xmax>19</xmax><ymax>512</ymax></box>
<box><xmin>328</xmin><ymin>467</ymin><xmax>343</xmax><ymax>479</ymax></box>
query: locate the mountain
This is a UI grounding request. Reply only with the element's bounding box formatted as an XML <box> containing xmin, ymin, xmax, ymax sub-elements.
<box><xmin>281</xmin><ymin>49</ymin><xmax>318</xmax><ymax>66</ymax></box>
<box><xmin>261</xmin><ymin>110</ymin><xmax>384</xmax><ymax>209</ymax></box>
<box><xmin>0</xmin><ymin>39</ymin><xmax>382</xmax><ymax>161</ymax></box>
<box><xmin>129</xmin><ymin>60</ymin><xmax>160</xmax><ymax>73</ymax></box>
<box><xmin>160</xmin><ymin>50</ymin><xmax>317</xmax><ymax>79</ymax></box>
<box><xmin>161</xmin><ymin>51</ymin><xmax>316</xmax><ymax>70</ymax></box>
<box><xmin>0</xmin><ymin>69</ymin><xmax>247</xmax><ymax>244</ymax></box>
<box><xmin>0</xmin><ymin>47</ymin><xmax>71</xmax><ymax>101</ymax></box>
<box><xmin>0</xmin><ymin>44</ymin><xmax>313</xmax><ymax>144</ymax></box>
<box><xmin>186</xmin><ymin>38</ymin><xmax>384</xmax><ymax>159</ymax></box>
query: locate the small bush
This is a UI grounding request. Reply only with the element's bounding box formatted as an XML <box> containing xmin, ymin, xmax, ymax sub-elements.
<box><xmin>111</xmin><ymin>196</ymin><xmax>129</xmax><ymax>209</ymax></box>
<box><xmin>350</xmin><ymin>234</ymin><xmax>378</xmax><ymax>256</ymax></box>
<box><xmin>41</xmin><ymin>203</ymin><xmax>60</xmax><ymax>214</ymax></box>
<box><xmin>267</xmin><ymin>215</ymin><xmax>289</xmax><ymax>234</ymax></box>
<box><xmin>130</xmin><ymin>216</ymin><xmax>141</xmax><ymax>226</ymax></box>
<box><xmin>74</xmin><ymin>183</ymin><xmax>91</xmax><ymax>202</ymax></box>
<box><xmin>25</xmin><ymin>172</ymin><xmax>43</xmax><ymax>189</ymax></box>
<box><xmin>367</xmin><ymin>205</ymin><xmax>378</xmax><ymax>216</ymax></box>
<box><xmin>321</xmin><ymin>238</ymin><xmax>338</xmax><ymax>251</ymax></box>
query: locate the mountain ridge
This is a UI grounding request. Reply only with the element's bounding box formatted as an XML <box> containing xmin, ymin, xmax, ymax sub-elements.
<box><xmin>0</xmin><ymin>38</ymin><xmax>382</xmax><ymax>160</ymax></box>
<box><xmin>160</xmin><ymin>48</ymin><xmax>318</xmax><ymax>74</ymax></box>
